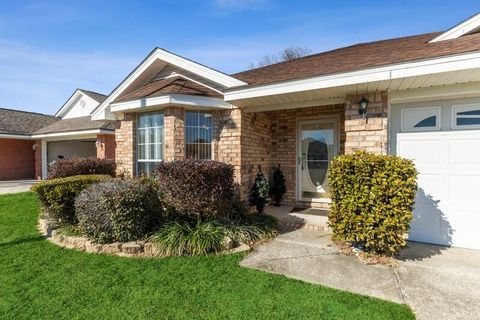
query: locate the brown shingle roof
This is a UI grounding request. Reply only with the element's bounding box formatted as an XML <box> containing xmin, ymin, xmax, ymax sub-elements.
<box><xmin>114</xmin><ymin>76</ymin><xmax>222</xmax><ymax>103</ymax></box>
<box><xmin>0</xmin><ymin>108</ymin><xmax>58</xmax><ymax>136</ymax></box>
<box><xmin>79</xmin><ymin>89</ymin><xmax>107</xmax><ymax>103</ymax></box>
<box><xmin>231</xmin><ymin>31</ymin><xmax>480</xmax><ymax>87</ymax></box>
<box><xmin>33</xmin><ymin>116</ymin><xmax>115</xmax><ymax>135</ymax></box>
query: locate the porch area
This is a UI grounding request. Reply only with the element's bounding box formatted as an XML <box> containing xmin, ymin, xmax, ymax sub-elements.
<box><xmin>239</xmin><ymin>92</ymin><xmax>388</xmax><ymax>208</ymax></box>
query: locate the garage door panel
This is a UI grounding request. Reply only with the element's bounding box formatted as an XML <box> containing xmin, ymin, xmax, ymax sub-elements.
<box><xmin>397</xmin><ymin>138</ymin><xmax>442</xmax><ymax>165</ymax></box>
<box><xmin>449</xmin><ymin>138</ymin><xmax>480</xmax><ymax>165</ymax></box>
<box><xmin>397</xmin><ymin>129</ymin><xmax>480</xmax><ymax>250</ymax></box>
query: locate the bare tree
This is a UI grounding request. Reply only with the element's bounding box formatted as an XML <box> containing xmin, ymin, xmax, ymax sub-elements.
<box><xmin>248</xmin><ymin>46</ymin><xmax>312</xmax><ymax>69</ymax></box>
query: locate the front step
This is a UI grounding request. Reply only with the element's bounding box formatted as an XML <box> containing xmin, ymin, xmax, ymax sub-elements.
<box><xmin>265</xmin><ymin>205</ymin><xmax>331</xmax><ymax>232</ymax></box>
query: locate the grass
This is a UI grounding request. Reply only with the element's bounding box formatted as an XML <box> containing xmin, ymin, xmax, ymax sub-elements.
<box><xmin>0</xmin><ymin>192</ymin><xmax>415</xmax><ymax>320</ymax></box>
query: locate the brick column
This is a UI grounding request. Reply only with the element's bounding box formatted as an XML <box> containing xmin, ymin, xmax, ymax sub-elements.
<box><xmin>345</xmin><ymin>92</ymin><xmax>388</xmax><ymax>154</ymax></box>
<box><xmin>115</xmin><ymin>113</ymin><xmax>135</xmax><ymax>177</ymax></box>
<box><xmin>96</xmin><ymin>134</ymin><xmax>116</xmax><ymax>160</ymax></box>
<box><xmin>34</xmin><ymin>139</ymin><xmax>42</xmax><ymax>180</ymax></box>
<box><xmin>164</xmin><ymin>107</ymin><xmax>185</xmax><ymax>161</ymax></box>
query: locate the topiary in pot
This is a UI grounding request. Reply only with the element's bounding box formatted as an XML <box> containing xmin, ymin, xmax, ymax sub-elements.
<box><xmin>269</xmin><ymin>165</ymin><xmax>286</xmax><ymax>207</ymax></box>
<box><xmin>249</xmin><ymin>166</ymin><xmax>270</xmax><ymax>213</ymax></box>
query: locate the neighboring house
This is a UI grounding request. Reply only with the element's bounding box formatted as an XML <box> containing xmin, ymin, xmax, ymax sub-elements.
<box><xmin>0</xmin><ymin>108</ymin><xmax>57</xmax><ymax>180</ymax></box>
<box><xmin>3</xmin><ymin>14</ymin><xmax>480</xmax><ymax>250</ymax></box>
<box><xmin>0</xmin><ymin>89</ymin><xmax>116</xmax><ymax>180</ymax></box>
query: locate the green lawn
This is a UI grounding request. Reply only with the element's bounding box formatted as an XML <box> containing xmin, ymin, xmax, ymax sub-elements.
<box><xmin>0</xmin><ymin>192</ymin><xmax>415</xmax><ymax>320</ymax></box>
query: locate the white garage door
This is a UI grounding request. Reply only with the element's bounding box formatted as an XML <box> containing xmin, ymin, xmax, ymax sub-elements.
<box><xmin>395</xmin><ymin>103</ymin><xmax>480</xmax><ymax>250</ymax></box>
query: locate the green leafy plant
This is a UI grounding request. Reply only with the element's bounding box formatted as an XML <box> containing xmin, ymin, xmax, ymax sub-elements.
<box><xmin>151</xmin><ymin>214</ymin><xmax>277</xmax><ymax>257</ymax></box>
<box><xmin>249</xmin><ymin>166</ymin><xmax>270</xmax><ymax>213</ymax></box>
<box><xmin>269</xmin><ymin>165</ymin><xmax>286</xmax><ymax>206</ymax></box>
<box><xmin>328</xmin><ymin>151</ymin><xmax>418</xmax><ymax>254</ymax></box>
<box><xmin>31</xmin><ymin>174</ymin><xmax>111</xmax><ymax>224</ymax></box>
<box><xmin>75</xmin><ymin>178</ymin><xmax>163</xmax><ymax>244</ymax></box>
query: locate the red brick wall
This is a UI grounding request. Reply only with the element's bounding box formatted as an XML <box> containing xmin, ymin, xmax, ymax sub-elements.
<box><xmin>96</xmin><ymin>134</ymin><xmax>116</xmax><ymax>160</ymax></box>
<box><xmin>0</xmin><ymin>138</ymin><xmax>35</xmax><ymax>180</ymax></box>
<box><xmin>115</xmin><ymin>113</ymin><xmax>136</xmax><ymax>177</ymax></box>
<box><xmin>164</xmin><ymin>107</ymin><xmax>185</xmax><ymax>161</ymax></box>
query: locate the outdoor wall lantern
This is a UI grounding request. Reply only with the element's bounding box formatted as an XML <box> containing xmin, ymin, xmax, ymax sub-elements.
<box><xmin>358</xmin><ymin>97</ymin><xmax>369</xmax><ymax>119</ymax></box>
<box><xmin>95</xmin><ymin>139</ymin><xmax>101</xmax><ymax>149</ymax></box>
<box><xmin>32</xmin><ymin>143</ymin><xmax>37</xmax><ymax>151</ymax></box>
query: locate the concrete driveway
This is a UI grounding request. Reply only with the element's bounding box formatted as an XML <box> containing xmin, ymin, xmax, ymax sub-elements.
<box><xmin>241</xmin><ymin>227</ymin><xmax>480</xmax><ymax>320</ymax></box>
<box><xmin>0</xmin><ymin>180</ymin><xmax>38</xmax><ymax>194</ymax></box>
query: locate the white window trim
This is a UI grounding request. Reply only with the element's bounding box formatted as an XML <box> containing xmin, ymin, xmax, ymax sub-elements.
<box><xmin>451</xmin><ymin>103</ymin><xmax>480</xmax><ymax>130</ymax></box>
<box><xmin>136</xmin><ymin>112</ymin><xmax>165</xmax><ymax>166</ymax></box>
<box><xmin>400</xmin><ymin>106</ymin><xmax>441</xmax><ymax>132</ymax></box>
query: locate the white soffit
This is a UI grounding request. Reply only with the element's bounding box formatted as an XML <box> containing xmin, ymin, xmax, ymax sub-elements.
<box><xmin>110</xmin><ymin>94</ymin><xmax>232</xmax><ymax>113</ymax></box>
<box><xmin>92</xmin><ymin>48</ymin><xmax>245</xmax><ymax>121</ymax></box>
<box><xmin>390</xmin><ymin>81</ymin><xmax>480</xmax><ymax>104</ymax></box>
<box><xmin>430</xmin><ymin>13</ymin><xmax>480</xmax><ymax>43</ymax></box>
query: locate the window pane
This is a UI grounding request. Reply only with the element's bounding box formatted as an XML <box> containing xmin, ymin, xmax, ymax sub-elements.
<box><xmin>457</xmin><ymin>117</ymin><xmax>480</xmax><ymax>126</ymax></box>
<box><xmin>185</xmin><ymin>111</ymin><xmax>213</xmax><ymax>160</ymax></box>
<box><xmin>414</xmin><ymin>116</ymin><xmax>436</xmax><ymax>128</ymax></box>
<box><xmin>186</xmin><ymin>112</ymin><xmax>199</xmax><ymax>126</ymax></box>
<box><xmin>137</xmin><ymin>162</ymin><xmax>159</xmax><ymax>177</ymax></box>
<box><xmin>137</xmin><ymin>112</ymin><xmax>164</xmax><ymax>173</ymax></box>
<box><xmin>138</xmin><ymin>129</ymin><xmax>146</xmax><ymax>144</ymax></box>
<box><xmin>138</xmin><ymin>145</ymin><xmax>146</xmax><ymax>160</ymax></box>
<box><xmin>457</xmin><ymin>109</ymin><xmax>480</xmax><ymax>116</ymax></box>
<box><xmin>186</xmin><ymin>127</ymin><xmax>197</xmax><ymax>143</ymax></box>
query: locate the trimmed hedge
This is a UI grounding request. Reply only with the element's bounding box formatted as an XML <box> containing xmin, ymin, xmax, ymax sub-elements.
<box><xmin>155</xmin><ymin>160</ymin><xmax>235</xmax><ymax>218</ymax></box>
<box><xmin>75</xmin><ymin>178</ymin><xmax>163</xmax><ymax>243</ymax></box>
<box><xmin>48</xmin><ymin>157</ymin><xmax>116</xmax><ymax>179</ymax></box>
<box><xmin>31</xmin><ymin>174</ymin><xmax>111</xmax><ymax>224</ymax></box>
<box><xmin>328</xmin><ymin>151</ymin><xmax>418</xmax><ymax>254</ymax></box>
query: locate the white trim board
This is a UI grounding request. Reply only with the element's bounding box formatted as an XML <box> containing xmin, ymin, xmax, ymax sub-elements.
<box><xmin>430</xmin><ymin>13</ymin><xmax>480</xmax><ymax>43</ymax></box>
<box><xmin>31</xmin><ymin>129</ymin><xmax>114</xmax><ymax>139</ymax></box>
<box><xmin>0</xmin><ymin>133</ymin><xmax>35</xmax><ymax>140</ymax></box>
<box><xmin>243</xmin><ymin>97</ymin><xmax>345</xmax><ymax>113</ymax></box>
<box><xmin>390</xmin><ymin>82</ymin><xmax>480</xmax><ymax>104</ymax></box>
<box><xmin>110</xmin><ymin>94</ymin><xmax>233</xmax><ymax>113</ymax></box>
<box><xmin>91</xmin><ymin>48</ymin><xmax>246</xmax><ymax>121</ymax></box>
<box><xmin>225</xmin><ymin>51</ymin><xmax>480</xmax><ymax>102</ymax></box>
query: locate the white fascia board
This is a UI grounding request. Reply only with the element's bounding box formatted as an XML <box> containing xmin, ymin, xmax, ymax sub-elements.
<box><xmin>225</xmin><ymin>51</ymin><xmax>480</xmax><ymax>102</ymax></box>
<box><xmin>92</xmin><ymin>48</ymin><xmax>245</xmax><ymax>121</ymax></box>
<box><xmin>110</xmin><ymin>94</ymin><xmax>232</xmax><ymax>113</ymax></box>
<box><xmin>430</xmin><ymin>13</ymin><xmax>480</xmax><ymax>42</ymax></box>
<box><xmin>31</xmin><ymin>129</ymin><xmax>114</xmax><ymax>139</ymax></box>
<box><xmin>390</xmin><ymin>81</ymin><xmax>480</xmax><ymax>104</ymax></box>
<box><xmin>0</xmin><ymin>133</ymin><xmax>34</xmax><ymax>140</ymax></box>
<box><xmin>54</xmin><ymin>89</ymin><xmax>83</xmax><ymax>118</ymax></box>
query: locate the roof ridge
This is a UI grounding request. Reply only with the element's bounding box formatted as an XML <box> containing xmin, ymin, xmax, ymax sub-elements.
<box><xmin>232</xmin><ymin>31</ymin><xmax>442</xmax><ymax>76</ymax></box>
<box><xmin>0</xmin><ymin>107</ymin><xmax>56</xmax><ymax>118</ymax></box>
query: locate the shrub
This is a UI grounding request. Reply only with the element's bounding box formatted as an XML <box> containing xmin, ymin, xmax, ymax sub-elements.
<box><xmin>249</xmin><ymin>166</ymin><xmax>270</xmax><ymax>213</ymax></box>
<box><xmin>155</xmin><ymin>160</ymin><xmax>235</xmax><ymax>218</ymax></box>
<box><xmin>328</xmin><ymin>151</ymin><xmax>418</xmax><ymax>254</ymax></box>
<box><xmin>75</xmin><ymin>178</ymin><xmax>163</xmax><ymax>243</ymax></box>
<box><xmin>151</xmin><ymin>214</ymin><xmax>277</xmax><ymax>256</ymax></box>
<box><xmin>48</xmin><ymin>157</ymin><xmax>116</xmax><ymax>179</ymax></box>
<box><xmin>31</xmin><ymin>174</ymin><xmax>111</xmax><ymax>224</ymax></box>
<box><xmin>269</xmin><ymin>165</ymin><xmax>286</xmax><ymax>206</ymax></box>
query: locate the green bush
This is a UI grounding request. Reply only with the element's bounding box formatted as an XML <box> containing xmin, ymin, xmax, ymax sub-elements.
<box><xmin>152</xmin><ymin>214</ymin><xmax>278</xmax><ymax>256</ymax></box>
<box><xmin>249</xmin><ymin>166</ymin><xmax>270</xmax><ymax>213</ymax></box>
<box><xmin>75</xmin><ymin>178</ymin><xmax>163</xmax><ymax>243</ymax></box>
<box><xmin>31</xmin><ymin>174</ymin><xmax>111</xmax><ymax>225</ymax></box>
<box><xmin>328</xmin><ymin>151</ymin><xmax>418</xmax><ymax>254</ymax></box>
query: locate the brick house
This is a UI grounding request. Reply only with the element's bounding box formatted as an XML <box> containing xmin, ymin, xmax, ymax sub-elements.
<box><xmin>88</xmin><ymin>14</ymin><xmax>480</xmax><ymax>250</ymax></box>
<box><xmin>0</xmin><ymin>89</ymin><xmax>116</xmax><ymax>180</ymax></box>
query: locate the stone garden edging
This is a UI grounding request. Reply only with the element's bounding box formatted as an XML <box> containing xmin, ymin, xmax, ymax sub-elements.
<box><xmin>38</xmin><ymin>217</ymin><xmax>250</xmax><ymax>258</ymax></box>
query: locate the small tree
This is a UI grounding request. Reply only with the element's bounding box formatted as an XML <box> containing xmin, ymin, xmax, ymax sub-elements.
<box><xmin>249</xmin><ymin>166</ymin><xmax>270</xmax><ymax>213</ymax></box>
<box><xmin>269</xmin><ymin>165</ymin><xmax>286</xmax><ymax>207</ymax></box>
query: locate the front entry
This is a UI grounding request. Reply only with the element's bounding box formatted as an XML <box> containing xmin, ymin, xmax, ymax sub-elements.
<box><xmin>297</xmin><ymin>118</ymin><xmax>339</xmax><ymax>202</ymax></box>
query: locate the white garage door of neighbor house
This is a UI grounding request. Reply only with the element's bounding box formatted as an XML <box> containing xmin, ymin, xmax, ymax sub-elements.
<box><xmin>395</xmin><ymin>102</ymin><xmax>480</xmax><ymax>250</ymax></box>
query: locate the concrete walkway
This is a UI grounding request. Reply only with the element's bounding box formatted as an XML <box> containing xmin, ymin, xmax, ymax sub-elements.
<box><xmin>242</xmin><ymin>227</ymin><xmax>480</xmax><ymax>320</ymax></box>
<box><xmin>0</xmin><ymin>180</ymin><xmax>38</xmax><ymax>194</ymax></box>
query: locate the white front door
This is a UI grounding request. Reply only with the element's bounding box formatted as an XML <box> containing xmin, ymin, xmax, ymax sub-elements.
<box><xmin>297</xmin><ymin>118</ymin><xmax>338</xmax><ymax>202</ymax></box>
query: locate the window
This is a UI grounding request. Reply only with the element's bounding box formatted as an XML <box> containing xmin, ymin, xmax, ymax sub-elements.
<box><xmin>452</xmin><ymin>104</ymin><xmax>480</xmax><ymax>129</ymax></box>
<box><xmin>137</xmin><ymin>112</ymin><xmax>164</xmax><ymax>176</ymax></box>
<box><xmin>401</xmin><ymin>107</ymin><xmax>441</xmax><ymax>132</ymax></box>
<box><xmin>185</xmin><ymin>111</ymin><xmax>213</xmax><ymax>159</ymax></box>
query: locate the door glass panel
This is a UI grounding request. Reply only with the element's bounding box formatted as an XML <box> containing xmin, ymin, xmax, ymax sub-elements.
<box><xmin>300</xmin><ymin>122</ymin><xmax>336</xmax><ymax>199</ymax></box>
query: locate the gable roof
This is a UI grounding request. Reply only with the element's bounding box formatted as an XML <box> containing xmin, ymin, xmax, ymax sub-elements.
<box><xmin>114</xmin><ymin>76</ymin><xmax>222</xmax><ymax>103</ymax></box>
<box><xmin>79</xmin><ymin>89</ymin><xmax>107</xmax><ymax>103</ymax></box>
<box><xmin>91</xmin><ymin>48</ymin><xmax>247</xmax><ymax>120</ymax></box>
<box><xmin>33</xmin><ymin>116</ymin><xmax>115</xmax><ymax>136</ymax></box>
<box><xmin>231</xmin><ymin>31</ymin><xmax>480</xmax><ymax>88</ymax></box>
<box><xmin>0</xmin><ymin>108</ymin><xmax>58</xmax><ymax>136</ymax></box>
<box><xmin>430</xmin><ymin>13</ymin><xmax>480</xmax><ymax>42</ymax></box>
